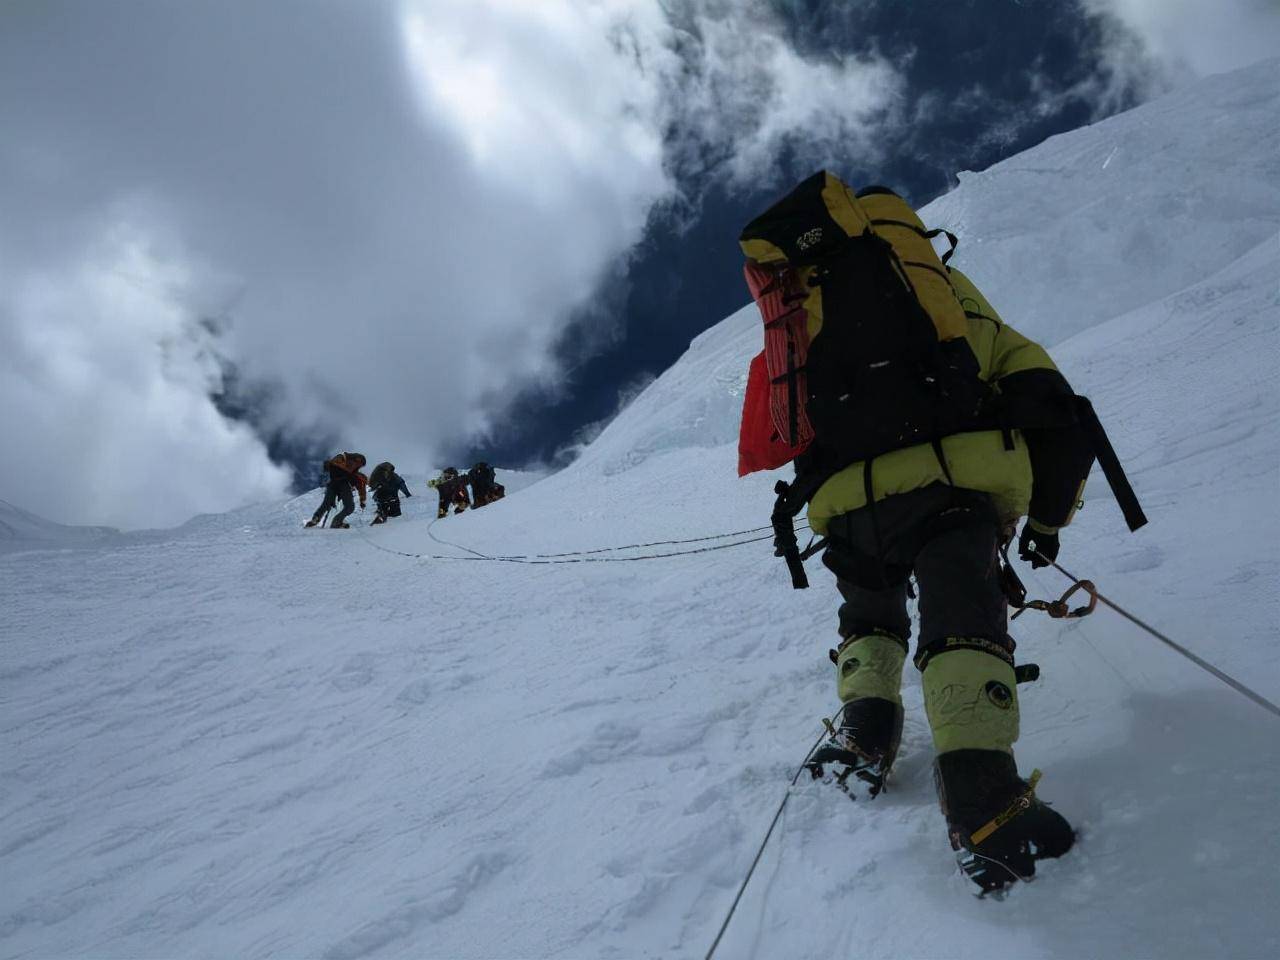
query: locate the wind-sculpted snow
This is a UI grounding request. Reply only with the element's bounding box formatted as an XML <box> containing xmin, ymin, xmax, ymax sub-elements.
<box><xmin>2</xmin><ymin>61</ymin><xmax>1279</xmax><ymax>959</ymax></box>
<box><xmin>0</xmin><ymin>499</ymin><xmax>118</xmax><ymax>553</ymax></box>
<box><xmin>922</xmin><ymin>58</ymin><xmax>1280</xmax><ymax>348</ymax></box>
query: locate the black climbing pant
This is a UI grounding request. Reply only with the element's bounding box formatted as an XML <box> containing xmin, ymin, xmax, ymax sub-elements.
<box><xmin>374</xmin><ymin>495</ymin><xmax>402</xmax><ymax>521</ymax></box>
<box><xmin>312</xmin><ymin>480</ymin><xmax>355</xmax><ymax>527</ymax></box>
<box><xmin>821</xmin><ymin>483</ymin><xmax>1014</xmax><ymax>665</ymax></box>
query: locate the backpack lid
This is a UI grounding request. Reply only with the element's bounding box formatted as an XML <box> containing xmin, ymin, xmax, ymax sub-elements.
<box><xmin>738</xmin><ymin>170</ymin><xmax>873</xmax><ymax>266</ymax></box>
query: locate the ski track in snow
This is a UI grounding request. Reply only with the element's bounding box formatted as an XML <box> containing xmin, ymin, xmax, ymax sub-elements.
<box><xmin>3</xmin><ymin>59</ymin><xmax>1280</xmax><ymax>960</ymax></box>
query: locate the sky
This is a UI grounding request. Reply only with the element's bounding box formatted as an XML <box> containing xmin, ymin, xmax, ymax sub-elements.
<box><xmin>1</xmin><ymin>0</ymin><xmax>1277</xmax><ymax>529</ymax></box>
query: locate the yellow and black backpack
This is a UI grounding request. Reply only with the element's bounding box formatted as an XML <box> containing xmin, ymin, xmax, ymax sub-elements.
<box><xmin>739</xmin><ymin>171</ymin><xmax>1144</xmax><ymax>587</ymax></box>
<box><xmin>740</xmin><ymin>171</ymin><xmax>990</xmax><ymax>478</ymax></box>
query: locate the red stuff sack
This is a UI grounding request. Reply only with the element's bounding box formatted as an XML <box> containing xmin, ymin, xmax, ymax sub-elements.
<box><xmin>736</xmin><ymin>262</ymin><xmax>813</xmax><ymax>475</ymax></box>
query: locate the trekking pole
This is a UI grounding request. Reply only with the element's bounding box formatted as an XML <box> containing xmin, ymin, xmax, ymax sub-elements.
<box><xmin>1041</xmin><ymin>555</ymin><xmax>1280</xmax><ymax>721</ymax></box>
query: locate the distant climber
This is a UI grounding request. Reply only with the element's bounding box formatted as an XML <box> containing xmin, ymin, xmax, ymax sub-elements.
<box><xmin>736</xmin><ymin>173</ymin><xmax>1145</xmax><ymax>893</ymax></box>
<box><xmin>305</xmin><ymin>452</ymin><xmax>368</xmax><ymax>529</ymax></box>
<box><xmin>368</xmin><ymin>462</ymin><xmax>412</xmax><ymax>525</ymax></box>
<box><xmin>467</xmin><ymin>462</ymin><xmax>505</xmax><ymax>508</ymax></box>
<box><xmin>429</xmin><ymin>467</ymin><xmax>470</xmax><ymax>519</ymax></box>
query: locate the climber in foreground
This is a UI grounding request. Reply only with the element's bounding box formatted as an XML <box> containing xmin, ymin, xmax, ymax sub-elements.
<box><xmin>368</xmin><ymin>461</ymin><xmax>412</xmax><ymax>525</ymax></box>
<box><xmin>305</xmin><ymin>452</ymin><xmax>368</xmax><ymax>529</ymax></box>
<box><xmin>736</xmin><ymin>172</ymin><xmax>1145</xmax><ymax>893</ymax></box>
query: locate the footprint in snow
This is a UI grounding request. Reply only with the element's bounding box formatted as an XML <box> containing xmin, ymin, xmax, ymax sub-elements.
<box><xmin>396</xmin><ymin>679</ymin><xmax>432</xmax><ymax>705</ymax></box>
<box><xmin>1110</xmin><ymin>543</ymin><xmax>1163</xmax><ymax>574</ymax></box>
<box><xmin>541</xmin><ymin>720</ymin><xmax>641</xmax><ymax>778</ymax></box>
<box><xmin>330</xmin><ymin>652</ymin><xmax>376</xmax><ymax>692</ymax></box>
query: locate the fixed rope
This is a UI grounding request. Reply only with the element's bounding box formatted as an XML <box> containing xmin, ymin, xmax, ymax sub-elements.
<box><xmin>1042</xmin><ymin>556</ymin><xmax>1280</xmax><ymax>721</ymax></box>
<box><xmin>426</xmin><ymin>520</ymin><xmax>777</xmax><ymax>560</ymax></box>
<box><xmin>704</xmin><ymin>727</ymin><xmax>828</xmax><ymax>960</ymax></box>
<box><xmin>354</xmin><ymin>517</ymin><xmax>794</xmax><ymax>565</ymax></box>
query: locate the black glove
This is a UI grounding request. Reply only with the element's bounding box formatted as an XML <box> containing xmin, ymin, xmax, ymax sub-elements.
<box><xmin>1018</xmin><ymin>522</ymin><xmax>1060</xmax><ymax>568</ymax></box>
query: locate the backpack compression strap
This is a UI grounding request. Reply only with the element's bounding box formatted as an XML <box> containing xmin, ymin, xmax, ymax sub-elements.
<box><xmin>1075</xmin><ymin>397</ymin><xmax>1148</xmax><ymax>532</ymax></box>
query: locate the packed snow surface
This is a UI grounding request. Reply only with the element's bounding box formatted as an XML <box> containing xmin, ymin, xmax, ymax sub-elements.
<box><xmin>3</xmin><ymin>60</ymin><xmax>1279</xmax><ymax>959</ymax></box>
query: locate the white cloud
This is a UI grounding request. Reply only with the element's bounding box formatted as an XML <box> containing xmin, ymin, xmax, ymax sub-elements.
<box><xmin>0</xmin><ymin>0</ymin><xmax>900</xmax><ymax>528</ymax></box>
<box><xmin>1087</xmin><ymin>0</ymin><xmax>1280</xmax><ymax>84</ymax></box>
<box><xmin>0</xmin><ymin>210</ymin><xmax>292</xmax><ymax>528</ymax></box>
<box><xmin>655</xmin><ymin>3</ymin><xmax>901</xmax><ymax>184</ymax></box>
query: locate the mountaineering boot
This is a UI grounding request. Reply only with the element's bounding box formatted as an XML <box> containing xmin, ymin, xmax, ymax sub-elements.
<box><xmin>330</xmin><ymin>519</ymin><xmax>351</xmax><ymax>529</ymax></box>
<box><xmin>304</xmin><ymin>518</ymin><xmax>319</xmax><ymax>528</ymax></box>
<box><xmin>371</xmin><ymin>514</ymin><xmax>386</xmax><ymax>525</ymax></box>
<box><xmin>922</xmin><ymin>644</ymin><xmax>1074</xmax><ymax>893</ymax></box>
<box><xmin>807</xmin><ymin>631</ymin><xmax>906</xmax><ymax>798</ymax></box>
<box><xmin>934</xmin><ymin>751</ymin><xmax>1074</xmax><ymax>894</ymax></box>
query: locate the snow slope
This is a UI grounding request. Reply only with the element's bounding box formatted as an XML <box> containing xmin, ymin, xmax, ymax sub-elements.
<box><xmin>0</xmin><ymin>500</ymin><xmax>118</xmax><ymax>554</ymax></box>
<box><xmin>2</xmin><ymin>60</ymin><xmax>1279</xmax><ymax>960</ymax></box>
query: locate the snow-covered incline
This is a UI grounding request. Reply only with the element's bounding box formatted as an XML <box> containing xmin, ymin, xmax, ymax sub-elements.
<box><xmin>0</xmin><ymin>500</ymin><xmax>118</xmax><ymax>554</ymax></box>
<box><xmin>2</xmin><ymin>60</ymin><xmax>1279</xmax><ymax>959</ymax></box>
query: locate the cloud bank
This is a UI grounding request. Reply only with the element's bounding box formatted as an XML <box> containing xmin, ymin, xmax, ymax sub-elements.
<box><xmin>11</xmin><ymin>0</ymin><xmax>1267</xmax><ymax>529</ymax></box>
<box><xmin>0</xmin><ymin>0</ymin><xmax>899</xmax><ymax>527</ymax></box>
<box><xmin>1088</xmin><ymin>0</ymin><xmax>1280</xmax><ymax>89</ymax></box>
<box><xmin>0</xmin><ymin>214</ymin><xmax>293</xmax><ymax>529</ymax></box>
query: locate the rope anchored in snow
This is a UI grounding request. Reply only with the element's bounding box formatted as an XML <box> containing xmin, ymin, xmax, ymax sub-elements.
<box><xmin>1042</xmin><ymin>556</ymin><xmax>1280</xmax><ymax>721</ymax></box>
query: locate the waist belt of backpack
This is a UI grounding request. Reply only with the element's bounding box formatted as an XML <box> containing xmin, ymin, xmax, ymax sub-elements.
<box><xmin>771</xmin><ymin>395</ymin><xmax>1145</xmax><ymax>589</ymax></box>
